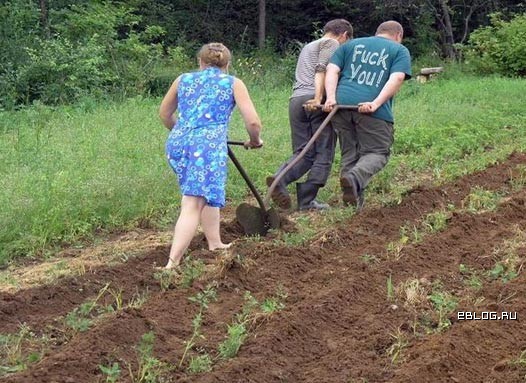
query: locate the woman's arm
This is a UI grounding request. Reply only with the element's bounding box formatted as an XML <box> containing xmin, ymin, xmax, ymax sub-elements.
<box><xmin>233</xmin><ymin>78</ymin><xmax>263</xmax><ymax>148</ymax></box>
<box><xmin>159</xmin><ymin>76</ymin><xmax>181</xmax><ymax>129</ymax></box>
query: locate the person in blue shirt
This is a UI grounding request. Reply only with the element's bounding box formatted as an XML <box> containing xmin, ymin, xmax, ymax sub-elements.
<box><xmin>159</xmin><ymin>43</ymin><xmax>263</xmax><ymax>269</ymax></box>
<box><xmin>324</xmin><ymin>20</ymin><xmax>412</xmax><ymax>211</ymax></box>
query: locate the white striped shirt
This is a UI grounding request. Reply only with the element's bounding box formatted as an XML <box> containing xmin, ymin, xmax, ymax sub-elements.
<box><xmin>292</xmin><ymin>37</ymin><xmax>339</xmax><ymax>98</ymax></box>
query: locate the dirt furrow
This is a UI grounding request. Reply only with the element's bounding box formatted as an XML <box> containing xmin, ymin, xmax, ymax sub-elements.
<box><xmin>1</xmin><ymin>152</ymin><xmax>525</xmax><ymax>383</ymax></box>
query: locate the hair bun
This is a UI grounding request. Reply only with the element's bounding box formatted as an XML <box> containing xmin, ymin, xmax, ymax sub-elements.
<box><xmin>198</xmin><ymin>43</ymin><xmax>231</xmax><ymax>69</ymax></box>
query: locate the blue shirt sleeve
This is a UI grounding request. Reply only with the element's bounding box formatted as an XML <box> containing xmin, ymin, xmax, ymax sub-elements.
<box><xmin>329</xmin><ymin>43</ymin><xmax>347</xmax><ymax>69</ymax></box>
<box><xmin>391</xmin><ymin>45</ymin><xmax>412</xmax><ymax>80</ymax></box>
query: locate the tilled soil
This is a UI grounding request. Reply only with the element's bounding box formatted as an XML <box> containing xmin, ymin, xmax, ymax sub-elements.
<box><xmin>1</xmin><ymin>153</ymin><xmax>526</xmax><ymax>383</ymax></box>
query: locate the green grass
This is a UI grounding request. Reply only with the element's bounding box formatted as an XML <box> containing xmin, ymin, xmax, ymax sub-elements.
<box><xmin>1</xmin><ymin>70</ymin><xmax>526</xmax><ymax>264</ymax></box>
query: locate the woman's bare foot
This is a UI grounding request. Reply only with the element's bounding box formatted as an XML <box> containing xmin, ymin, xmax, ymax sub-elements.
<box><xmin>164</xmin><ymin>256</ymin><xmax>181</xmax><ymax>270</ymax></box>
<box><xmin>208</xmin><ymin>242</ymin><xmax>232</xmax><ymax>251</ymax></box>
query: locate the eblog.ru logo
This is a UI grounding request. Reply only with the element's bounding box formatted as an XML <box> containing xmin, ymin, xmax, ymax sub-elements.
<box><xmin>457</xmin><ymin>311</ymin><xmax>518</xmax><ymax>320</ymax></box>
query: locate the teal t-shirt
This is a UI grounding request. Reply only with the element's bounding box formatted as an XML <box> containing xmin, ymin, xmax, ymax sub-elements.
<box><xmin>330</xmin><ymin>36</ymin><xmax>412</xmax><ymax>122</ymax></box>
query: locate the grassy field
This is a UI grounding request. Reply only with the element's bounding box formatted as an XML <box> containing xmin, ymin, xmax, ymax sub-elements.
<box><xmin>1</xmin><ymin>71</ymin><xmax>525</xmax><ymax>264</ymax></box>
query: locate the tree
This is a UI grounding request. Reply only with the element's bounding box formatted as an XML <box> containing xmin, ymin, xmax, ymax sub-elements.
<box><xmin>424</xmin><ymin>0</ymin><xmax>456</xmax><ymax>58</ymax></box>
<box><xmin>258</xmin><ymin>0</ymin><xmax>265</xmax><ymax>49</ymax></box>
<box><xmin>39</xmin><ymin>0</ymin><xmax>50</xmax><ymax>37</ymax></box>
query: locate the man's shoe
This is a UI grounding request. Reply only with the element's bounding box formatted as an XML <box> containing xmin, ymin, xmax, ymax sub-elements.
<box><xmin>340</xmin><ymin>175</ymin><xmax>365</xmax><ymax>211</ymax></box>
<box><xmin>299</xmin><ymin>199</ymin><xmax>330</xmax><ymax>211</ymax></box>
<box><xmin>296</xmin><ymin>182</ymin><xmax>327</xmax><ymax>211</ymax></box>
<box><xmin>266</xmin><ymin>176</ymin><xmax>292</xmax><ymax>209</ymax></box>
<box><xmin>356</xmin><ymin>193</ymin><xmax>365</xmax><ymax>212</ymax></box>
<box><xmin>340</xmin><ymin>175</ymin><xmax>357</xmax><ymax>205</ymax></box>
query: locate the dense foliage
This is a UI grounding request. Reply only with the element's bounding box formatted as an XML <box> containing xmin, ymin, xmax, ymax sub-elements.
<box><xmin>464</xmin><ymin>13</ymin><xmax>526</xmax><ymax>76</ymax></box>
<box><xmin>0</xmin><ymin>0</ymin><xmax>168</xmax><ymax>107</ymax></box>
<box><xmin>0</xmin><ymin>0</ymin><xmax>525</xmax><ymax>108</ymax></box>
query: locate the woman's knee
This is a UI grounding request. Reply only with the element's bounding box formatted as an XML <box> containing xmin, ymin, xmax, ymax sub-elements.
<box><xmin>181</xmin><ymin>195</ymin><xmax>207</xmax><ymax>209</ymax></box>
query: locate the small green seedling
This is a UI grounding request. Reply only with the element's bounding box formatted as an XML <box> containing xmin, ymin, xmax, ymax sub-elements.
<box><xmin>181</xmin><ymin>258</ymin><xmax>205</xmax><ymax>288</ymax></box>
<box><xmin>423</xmin><ymin>210</ymin><xmax>449</xmax><ymax>232</ymax></box>
<box><xmin>428</xmin><ymin>286</ymin><xmax>457</xmax><ymax>332</ymax></box>
<box><xmin>99</xmin><ymin>362</ymin><xmax>121</xmax><ymax>383</ymax></box>
<box><xmin>179</xmin><ymin>313</ymin><xmax>204</xmax><ymax>368</ymax></box>
<box><xmin>187</xmin><ymin>354</ymin><xmax>213</xmax><ymax>374</ymax></box>
<box><xmin>188</xmin><ymin>284</ymin><xmax>218</xmax><ymax>310</ymax></box>
<box><xmin>129</xmin><ymin>332</ymin><xmax>169</xmax><ymax>383</ymax></box>
<box><xmin>218</xmin><ymin>322</ymin><xmax>247</xmax><ymax>359</ymax></box>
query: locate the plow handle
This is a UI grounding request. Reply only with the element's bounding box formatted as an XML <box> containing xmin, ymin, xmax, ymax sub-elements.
<box><xmin>227</xmin><ymin>145</ymin><xmax>267</xmax><ymax>212</ymax></box>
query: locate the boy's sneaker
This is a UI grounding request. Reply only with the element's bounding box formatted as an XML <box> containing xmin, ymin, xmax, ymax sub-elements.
<box><xmin>340</xmin><ymin>175</ymin><xmax>365</xmax><ymax>212</ymax></box>
<box><xmin>266</xmin><ymin>176</ymin><xmax>292</xmax><ymax>209</ymax></box>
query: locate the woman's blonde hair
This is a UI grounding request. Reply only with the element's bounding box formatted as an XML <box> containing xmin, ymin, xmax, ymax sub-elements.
<box><xmin>198</xmin><ymin>43</ymin><xmax>231</xmax><ymax>69</ymax></box>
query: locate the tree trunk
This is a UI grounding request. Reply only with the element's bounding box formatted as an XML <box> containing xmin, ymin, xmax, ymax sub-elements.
<box><xmin>258</xmin><ymin>0</ymin><xmax>266</xmax><ymax>49</ymax></box>
<box><xmin>438</xmin><ymin>0</ymin><xmax>456</xmax><ymax>58</ymax></box>
<box><xmin>39</xmin><ymin>0</ymin><xmax>49</xmax><ymax>38</ymax></box>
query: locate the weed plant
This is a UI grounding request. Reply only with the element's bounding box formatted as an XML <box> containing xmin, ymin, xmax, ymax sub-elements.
<box><xmin>360</xmin><ymin>254</ymin><xmax>380</xmax><ymax>265</ymax></box>
<box><xmin>180</xmin><ymin>258</ymin><xmax>205</xmax><ymax>288</ymax></box>
<box><xmin>488</xmin><ymin>226</ymin><xmax>525</xmax><ymax>283</ymax></box>
<box><xmin>386</xmin><ymin>328</ymin><xmax>408</xmax><ymax>364</ymax></box>
<box><xmin>64</xmin><ymin>283</ymin><xmax>110</xmax><ymax>333</ymax></box>
<box><xmin>218</xmin><ymin>323</ymin><xmax>247</xmax><ymax>359</ymax></box>
<box><xmin>187</xmin><ymin>284</ymin><xmax>218</xmax><ymax>309</ymax></box>
<box><xmin>428</xmin><ymin>283</ymin><xmax>458</xmax><ymax>332</ymax></box>
<box><xmin>153</xmin><ymin>269</ymin><xmax>178</xmax><ymax>292</ymax></box>
<box><xmin>423</xmin><ymin>210</ymin><xmax>449</xmax><ymax>233</ymax></box>
<box><xmin>180</xmin><ymin>284</ymin><xmax>218</xmax><ymax>369</ymax></box>
<box><xmin>108</xmin><ymin>287</ymin><xmax>124</xmax><ymax>311</ymax></box>
<box><xmin>187</xmin><ymin>354</ymin><xmax>213</xmax><ymax>374</ymax></box>
<box><xmin>129</xmin><ymin>332</ymin><xmax>170</xmax><ymax>383</ymax></box>
<box><xmin>65</xmin><ymin>303</ymin><xmax>94</xmax><ymax>333</ymax></box>
<box><xmin>0</xmin><ymin>324</ymin><xmax>47</xmax><ymax>375</ymax></box>
<box><xmin>459</xmin><ymin>264</ymin><xmax>483</xmax><ymax>290</ymax></box>
<box><xmin>386</xmin><ymin>230</ymin><xmax>409</xmax><ymax>260</ymax></box>
<box><xmin>509</xmin><ymin>349</ymin><xmax>526</xmax><ymax>368</ymax></box>
<box><xmin>99</xmin><ymin>362</ymin><xmax>121</xmax><ymax>383</ymax></box>
<box><xmin>128</xmin><ymin>288</ymin><xmax>150</xmax><ymax>309</ymax></box>
<box><xmin>179</xmin><ymin>312</ymin><xmax>205</xmax><ymax>368</ymax></box>
<box><xmin>397</xmin><ymin>278</ymin><xmax>427</xmax><ymax>307</ymax></box>
<box><xmin>275</xmin><ymin>214</ymin><xmax>317</xmax><ymax>247</ymax></box>
<box><xmin>218</xmin><ymin>289</ymin><xmax>286</xmax><ymax>360</ymax></box>
<box><xmin>464</xmin><ymin>187</ymin><xmax>500</xmax><ymax>213</ymax></box>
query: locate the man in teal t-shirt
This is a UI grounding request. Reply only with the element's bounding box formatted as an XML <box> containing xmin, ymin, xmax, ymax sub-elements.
<box><xmin>324</xmin><ymin>20</ymin><xmax>411</xmax><ymax>210</ymax></box>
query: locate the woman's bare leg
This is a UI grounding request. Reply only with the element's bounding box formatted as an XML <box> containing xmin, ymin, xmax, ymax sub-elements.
<box><xmin>165</xmin><ymin>196</ymin><xmax>206</xmax><ymax>269</ymax></box>
<box><xmin>200</xmin><ymin>205</ymin><xmax>231</xmax><ymax>250</ymax></box>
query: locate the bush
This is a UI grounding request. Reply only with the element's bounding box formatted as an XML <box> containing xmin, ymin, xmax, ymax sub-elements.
<box><xmin>0</xmin><ymin>1</ymin><xmax>167</xmax><ymax>108</ymax></box>
<box><xmin>15</xmin><ymin>36</ymin><xmax>109</xmax><ymax>105</ymax></box>
<box><xmin>464</xmin><ymin>13</ymin><xmax>526</xmax><ymax>77</ymax></box>
<box><xmin>0</xmin><ymin>0</ymin><xmax>40</xmax><ymax>109</ymax></box>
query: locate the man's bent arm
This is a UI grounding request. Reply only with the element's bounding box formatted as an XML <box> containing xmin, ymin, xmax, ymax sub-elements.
<box><xmin>359</xmin><ymin>72</ymin><xmax>405</xmax><ymax>113</ymax></box>
<box><xmin>323</xmin><ymin>63</ymin><xmax>340</xmax><ymax>110</ymax></box>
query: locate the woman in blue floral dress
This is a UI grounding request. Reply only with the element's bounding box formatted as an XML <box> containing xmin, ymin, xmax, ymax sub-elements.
<box><xmin>159</xmin><ymin>43</ymin><xmax>263</xmax><ymax>269</ymax></box>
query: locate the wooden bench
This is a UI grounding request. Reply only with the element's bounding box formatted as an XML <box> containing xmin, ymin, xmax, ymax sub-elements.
<box><xmin>416</xmin><ymin>67</ymin><xmax>444</xmax><ymax>83</ymax></box>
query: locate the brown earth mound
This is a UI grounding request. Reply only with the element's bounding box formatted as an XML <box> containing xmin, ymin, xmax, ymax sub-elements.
<box><xmin>1</xmin><ymin>153</ymin><xmax>526</xmax><ymax>383</ymax></box>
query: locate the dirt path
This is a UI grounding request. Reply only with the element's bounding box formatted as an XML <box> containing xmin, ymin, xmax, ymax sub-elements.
<box><xmin>1</xmin><ymin>153</ymin><xmax>525</xmax><ymax>383</ymax></box>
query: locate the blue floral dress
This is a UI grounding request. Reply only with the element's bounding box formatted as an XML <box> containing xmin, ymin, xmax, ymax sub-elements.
<box><xmin>165</xmin><ymin>67</ymin><xmax>236</xmax><ymax>208</ymax></box>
